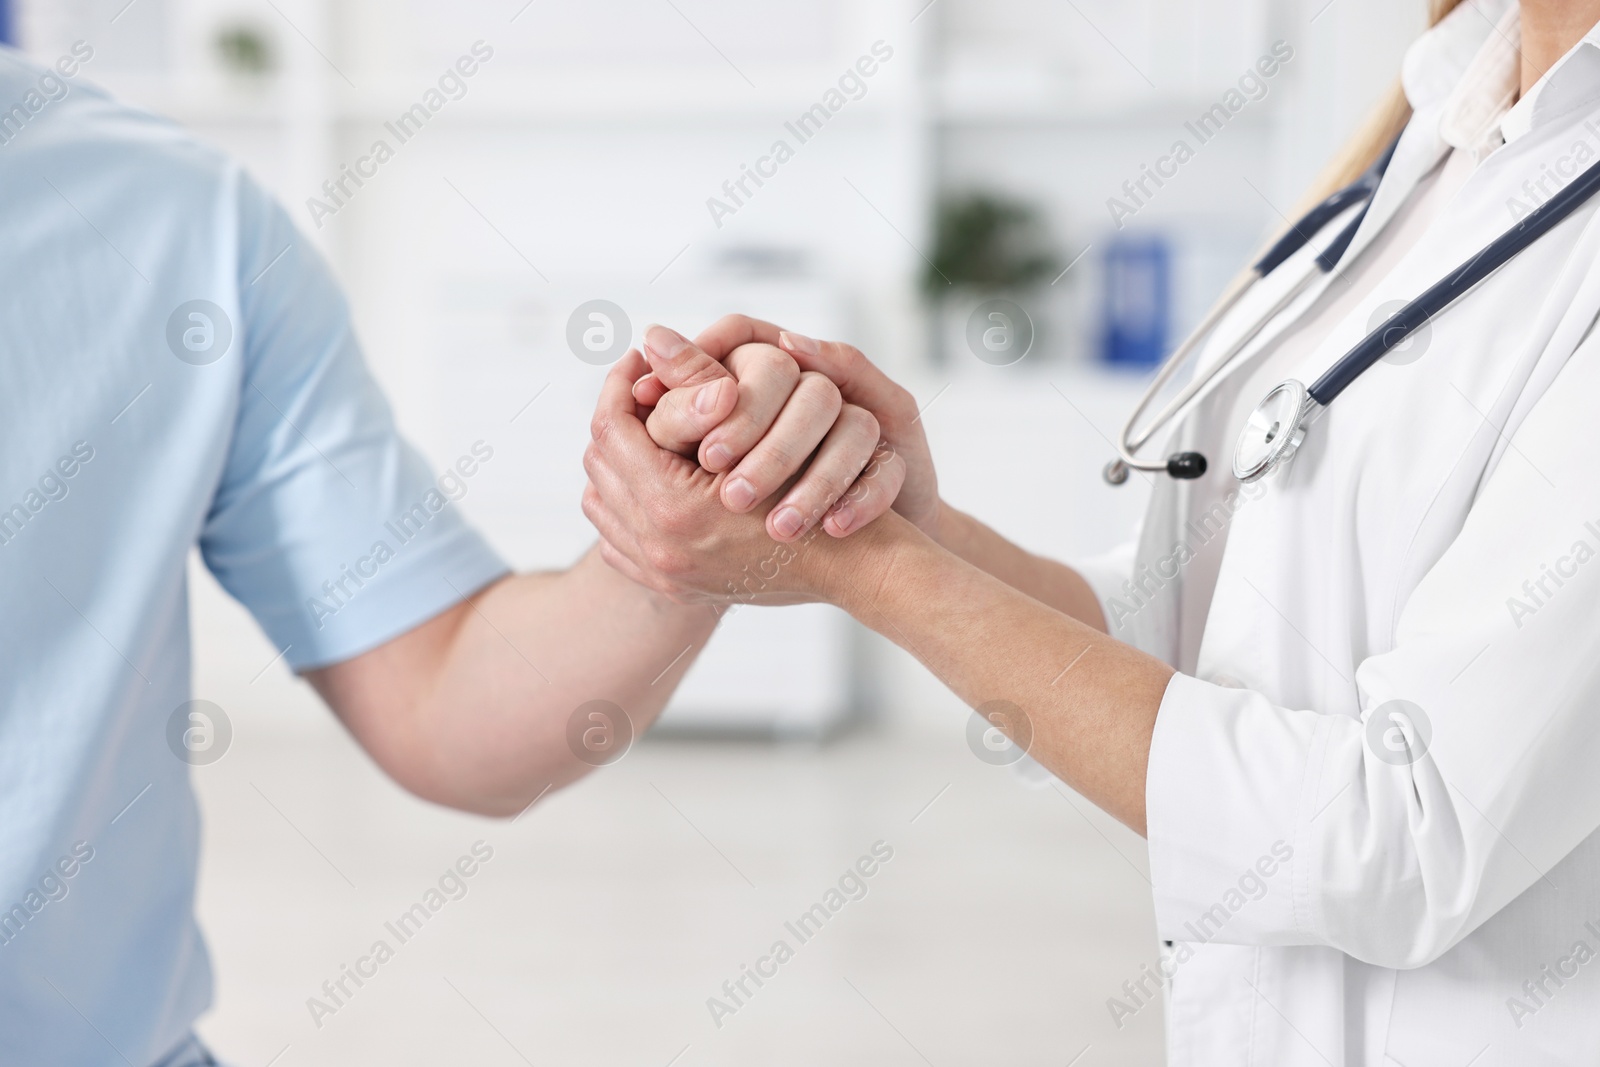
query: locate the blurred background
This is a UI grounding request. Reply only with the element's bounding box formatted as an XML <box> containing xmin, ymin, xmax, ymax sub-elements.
<box><xmin>8</xmin><ymin>0</ymin><xmax>1421</xmax><ymax>1063</ymax></box>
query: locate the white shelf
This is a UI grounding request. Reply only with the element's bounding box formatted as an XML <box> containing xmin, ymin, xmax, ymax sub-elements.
<box><xmin>97</xmin><ymin>67</ymin><xmax>1286</xmax><ymax>130</ymax></box>
<box><xmin>95</xmin><ymin>66</ymin><xmax>929</xmax><ymax>126</ymax></box>
<box><xmin>925</xmin><ymin>61</ymin><xmax>1290</xmax><ymax>124</ymax></box>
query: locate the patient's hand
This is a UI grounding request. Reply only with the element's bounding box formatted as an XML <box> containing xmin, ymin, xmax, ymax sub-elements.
<box><xmin>583</xmin><ymin>349</ymin><xmax>881</xmax><ymax>605</ymax></box>
<box><xmin>630</xmin><ymin>324</ymin><xmax>907</xmax><ymax>543</ymax></box>
<box><xmin>636</xmin><ymin>317</ymin><xmax>941</xmax><ymax>544</ymax></box>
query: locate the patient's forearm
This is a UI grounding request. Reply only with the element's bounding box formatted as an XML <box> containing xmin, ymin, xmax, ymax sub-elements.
<box><xmin>827</xmin><ymin>514</ymin><xmax>1169</xmax><ymax>833</ymax></box>
<box><xmin>309</xmin><ymin>546</ymin><xmax>717</xmax><ymax>816</ymax></box>
<box><xmin>937</xmin><ymin>503</ymin><xmax>1108</xmax><ymax>632</ymax></box>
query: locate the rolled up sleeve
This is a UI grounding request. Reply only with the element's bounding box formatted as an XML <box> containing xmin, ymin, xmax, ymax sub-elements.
<box><xmin>1145</xmin><ymin>338</ymin><xmax>1600</xmax><ymax>970</ymax></box>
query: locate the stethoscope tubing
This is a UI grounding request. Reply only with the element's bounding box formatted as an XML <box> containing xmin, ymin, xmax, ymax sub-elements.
<box><xmin>1109</xmin><ymin>131</ymin><xmax>1600</xmax><ymax>483</ymax></box>
<box><xmin>1108</xmin><ymin>142</ymin><xmax>1396</xmax><ymax>480</ymax></box>
<box><xmin>1110</xmin><ymin>193</ymin><xmax>1371</xmax><ymax>475</ymax></box>
<box><xmin>1120</xmin><ymin>263</ymin><xmax>1318</xmax><ymax>458</ymax></box>
<box><xmin>1308</xmin><ymin>150</ymin><xmax>1600</xmax><ymax>405</ymax></box>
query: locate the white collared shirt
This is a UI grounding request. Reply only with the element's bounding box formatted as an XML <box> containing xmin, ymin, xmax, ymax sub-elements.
<box><xmin>1080</xmin><ymin>1</ymin><xmax>1600</xmax><ymax>1062</ymax></box>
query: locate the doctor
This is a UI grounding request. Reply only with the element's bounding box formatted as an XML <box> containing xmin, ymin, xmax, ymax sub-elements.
<box><xmin>585</xmin><ymin>0</ymin><xmax>1600</xmax><ymax>1061</ymax></box>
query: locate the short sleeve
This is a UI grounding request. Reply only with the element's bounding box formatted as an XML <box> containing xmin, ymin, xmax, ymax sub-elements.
<box><xmin>198</xmin><ymin>175</ymin><xmax>508</xmax><ymax>670</ymax></box>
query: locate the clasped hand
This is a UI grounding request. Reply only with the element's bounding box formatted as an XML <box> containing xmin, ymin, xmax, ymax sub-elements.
<box><xmin>581</xmin><ymin>315</ymin><xmax>939</xmax><ymax>606</ymax></box>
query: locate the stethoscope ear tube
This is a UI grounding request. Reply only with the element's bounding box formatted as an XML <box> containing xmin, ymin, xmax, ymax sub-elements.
<box><xmin>1252</xmin><ymin>184</ymin><xmax>1369</xmax><ymax>275</ymax></box>
<box><xmin>1252</xmin><ymin>133</ymin><xmax>1399</xmax><ymax>277</ymax></box>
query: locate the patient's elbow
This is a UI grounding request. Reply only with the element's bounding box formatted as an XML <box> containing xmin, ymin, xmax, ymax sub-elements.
<box><xmin>384</xmin><ymin>749</ymin><xmax>584</xmax><ymax>818</ymax></box>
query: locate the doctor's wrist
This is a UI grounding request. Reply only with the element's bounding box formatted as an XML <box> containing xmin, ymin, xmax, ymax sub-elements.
<box><xmin>932</xmin><ymin>499</ymin><xmax>978</xmax><ymax>554</ymax></box>
<box><xmin>811</xmin><ymin>509</ymin><xmax>926</xmax><ymax>612</ymax></box>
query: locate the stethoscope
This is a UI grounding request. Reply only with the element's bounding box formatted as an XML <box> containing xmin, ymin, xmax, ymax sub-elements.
<box><xmin>1105</xmin><ymin>133</ymin><xmax>1600</xmax><ymax>485</ymax></box>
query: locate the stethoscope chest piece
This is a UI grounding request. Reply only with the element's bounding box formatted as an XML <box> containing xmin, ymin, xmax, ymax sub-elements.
<box><xmin>1233</xmin><ymin>379</ymin><xmax>1317</xmax><ymax>483</ymax></box>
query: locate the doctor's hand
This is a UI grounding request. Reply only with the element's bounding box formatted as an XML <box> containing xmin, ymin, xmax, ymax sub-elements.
<box><xmin>635</xmin><ymin>317</ymin><xmax>941</xmax><ymax>544</ymax></box>
<box><xmin>584</xmin><ymin>350</ymin><xmax>894</xmax><ymax>605</ymax></box>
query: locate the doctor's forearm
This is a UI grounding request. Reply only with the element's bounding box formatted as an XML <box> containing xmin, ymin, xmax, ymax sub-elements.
<box><xmin>311</xmin><ymin>545</ymin><xmax>717</xmax><ymax>815</ymax></box>
<box><xmin>826</xmin><ymin>514</ymin><xmax>1169</xmax><ymax>833</ymax></box>
<box><xmin>936</xmin><ymin>503</ymin><xmax>1108</xmax><ymax>632</ymax></box>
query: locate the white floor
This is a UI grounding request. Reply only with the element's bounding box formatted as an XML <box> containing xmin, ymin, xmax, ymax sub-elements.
<box><xmin>190</xmin><ymin>710</ymin><xmax>1168</xmax><ymax>1067</ymax></box>
<box><xmin>183</xmin><ymin>352</ymin><xmax>1168</xmax><ymax>1066</ymax></box>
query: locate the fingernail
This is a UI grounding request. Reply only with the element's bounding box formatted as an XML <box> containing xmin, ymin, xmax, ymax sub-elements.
<box><xmin>771</xmin><ymin>507</ymin><xmax>804</xmax><ymax>539</ymax></box>
<box><xmin>724</xmin><ymin>476</ymin><xmax>757</xmax><ymax>510</ymax></box>
<box><xmin>829</xmin><ymin>502</ymin><xmax>855</xmax><ymax>533</ymax></box>
<box><xmin>779</xmin><ymin>330</ymin><xmax>819</xmax><ymax>358</ymax></box>
<box><xmin>705</xmin><ymin>443</ymin><xmax>734</xmax><ymax>471</ymax></box>
<box><xmin>694</xmin><ymin>379</ymin><xmax>725</xmax><ymax>415</ymax></box>
<box><xmin>644</xmin><ymin>324</ymin><xmax>690</xmax><ymax>361</ymax></box>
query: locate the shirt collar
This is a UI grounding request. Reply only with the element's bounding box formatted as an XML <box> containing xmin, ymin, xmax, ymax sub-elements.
<box><xmin>1404</xmin><ymin>0</ymin><xmax>1600</xmax><ymax>155</ymax></box>
<box><xmin>1436</xmin><ymin>4</ymin><xmax>1519</xmax><ymax>156</ymax></box>
<box><xmin>1502</xmin><ymin>19</ymin><xmax>1600</xmax><ymax>142</ymax></box>
<box><xmin>1401</xmin><ymin>0</ymin><xmax>1514</xmax><ymax>116</ymax></box>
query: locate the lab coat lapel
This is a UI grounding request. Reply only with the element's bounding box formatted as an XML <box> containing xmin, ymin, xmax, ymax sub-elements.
<box><xmin>1190</xmin><ymin>117</ymin><xmax>1451</xmax><ymax>390</ymax></box>
<box><xmin>1323</xmin><ymin>118</ymin><xmax>1453</xmax><ymax>282</ymax></box>
<box><xmin>1227</xmin><ymin>115</ymin><xmax>1453</xmax><ymax>373</ymax></box>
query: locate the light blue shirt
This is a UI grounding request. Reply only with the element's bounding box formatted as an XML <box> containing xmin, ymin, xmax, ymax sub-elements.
<box><xmin>0</xmin><ymin>47</ymin><xmax>507</xmax><ymax>1065</ymax></box>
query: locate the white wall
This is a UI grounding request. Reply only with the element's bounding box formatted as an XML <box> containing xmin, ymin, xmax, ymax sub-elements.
<box><xmin>16</xmin><ymin>0</ymin><xmax>1440</xmax><ymax>734</ymax></box>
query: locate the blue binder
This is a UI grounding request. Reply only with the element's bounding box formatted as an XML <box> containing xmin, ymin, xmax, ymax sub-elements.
<box><xmin>1100</xmin><ymin>234</ymin><xmax>1172</xmax><ymax>369</ymax></box>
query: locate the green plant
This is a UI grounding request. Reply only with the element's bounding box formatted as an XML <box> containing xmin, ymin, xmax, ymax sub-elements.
<box><xmin>215</xmin><ymin>24</ymin><xmax>275</xmax><ymax>76</ymax></box>
<box><xmin>923</xmin><ymin>192</ymin><xmax>1060</xmax><ymax>297</ymax></box>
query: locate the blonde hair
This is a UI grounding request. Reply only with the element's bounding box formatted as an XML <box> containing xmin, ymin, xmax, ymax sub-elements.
<box><xmin>1292</xmin><ymin>0</ymin><xmax>1467</xmax><ymax>213</ymax></box>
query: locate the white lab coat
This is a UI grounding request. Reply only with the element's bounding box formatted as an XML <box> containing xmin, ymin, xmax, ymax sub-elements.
<box><xmin>1078</xmin><ymin>3</ymin><xmax>1600</xmax><ymax>1062</ymax></box>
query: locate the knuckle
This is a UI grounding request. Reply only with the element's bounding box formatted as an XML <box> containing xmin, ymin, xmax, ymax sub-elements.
<box><xmin>644</xmin><ymin>540</ymin><xmax>686</xmax><ymax>577</ymax></box>
<box><xmin>798</xmin><ymin>468</ymin><xmax>858</xmax><ymax>514</ymax></box>
<box><xmin>843</xmin><ymin>403</ymin><xmax>880</xmax><ymax>441</ymax></box>
<box><xmin>648</xmin><ymin>493</ymin><xmax>700</xmax><ymax>538</ymax></box>
<box><xmin>812</xmin><ymin>472</ymin><xmax>855</xmax><ymax>510</ymax></box>
<box><xmin>642</xmin><ymin>495</ymin><xmax>677</xmax><ymax>532</ymax></box>
<box><xmin>840</xmin><ymin>476</ymin><xmax>876</xmax><ymax>506</ymax></box>
<box><xmin>678</xmin><ymin>360</ymin><xmax>729</xmax><ymax>389</ymax></box>
<box><xmin>797</xmin><ymin>371</ymin><xmax>843</xmax><ymax>415</ymax></box>
<box><xmin>753</xmin><ymin>344</ymin><xmax>800</xmax><ymax>382</ymax></box>
<box><xmin>856</xmin><ymin>442</ymin><xmax>899</xmax><ymax>489</ymax></box>
<box><xmin>873</xmin><ymin>454</ymin><xmax>908</xmax><ymax>502</ymax></box>
<box><xmin>589</xmin><ymin>410</ymin><xmax>615</xmax><ymax>445</ymax></box>
<box><xmin>831</xmin><ymin>341</ymin><xmax>868</xmax><ymax>379</ymax></box>
<box><xmin>890</xmin><ymin>385</ymin><xmax>919</xmax><ymax>423</ymax></box>
<box><xmin>746</xmin><ymin>440</ymin><xmax>798</xmax><ymax>485</ymax></box>
<box><xmin>646</xmin><ymin>395</ymin><xmax>686</xmax><ymax>439</ymax></box>
<box><xmin>700</xmin><ymin>431</ymin><xmax>744</xmax><ymax>469</ymax></box>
